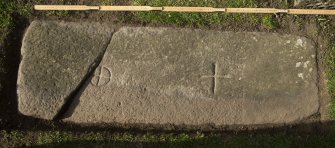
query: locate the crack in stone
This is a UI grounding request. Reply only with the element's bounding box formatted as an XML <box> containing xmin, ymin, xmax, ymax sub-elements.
<box><xmin>53</xmin><ymin>32</ymin><xmax>114</xmax><ymax>121</ymax></box>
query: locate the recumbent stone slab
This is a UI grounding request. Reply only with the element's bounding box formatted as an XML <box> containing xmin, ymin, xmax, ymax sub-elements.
<box><xmin>18</xmin><ymin>21</ymin><xmax>114</xmax><ymax>120</ymax></box>
<box><xmin>65</xmin><ymin>27</ymin><xmax>319</xmax><ymax>125</ymax></box>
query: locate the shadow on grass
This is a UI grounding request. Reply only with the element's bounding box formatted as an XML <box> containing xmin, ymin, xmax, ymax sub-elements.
<box><xmin>32</xmin><ymin>140</ymin><xmax>144</xmax><ymax>148</ymax></box>
<box><xmin>0</xmin><ymin>13</ymin><xmax>37</xmax><ymax>130</ymax></box>
<box><xmin>25</xmin><ymin>127</ymin><xmax>335</xmax><ymax>148</ymax></box>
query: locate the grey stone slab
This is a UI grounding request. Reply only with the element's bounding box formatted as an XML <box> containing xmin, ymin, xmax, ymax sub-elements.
<box><xmin>18</xmin><ymin>21</ymin><xmax>114</xmax><ymax>120</ymax></box>
<box><xmin>65</xmin><ymin>27</ymin><xmax>319</xmax><ymax>126</ymax></box>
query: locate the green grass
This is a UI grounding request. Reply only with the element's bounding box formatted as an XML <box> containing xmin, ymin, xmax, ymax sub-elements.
<box><xmin>131</xmin><ymin>0</ymin><xmax>262</xmax><ymax>27</ymax></box>
<box><xmin>0</xmin><ymin>0</ymin><xmax>15</xmax><ymax>40</ymax></box>
<box><xmin>44</xmin><ymin>0</ymin><xmax>71</xmax><ymax>17</ymax></box>
<box><xmin>318</xmin><ymin>16</ymin><xmax>335</xmax><ymax>118</ymax></box>
<box><xmin>130</xmin><ymin>0</ymin><xmax>287</xmax><ymax>29</ymax></box>
<box><xmin>326</xmin><ymin>32</ymin><xmax>335</xmax><ymax>118</ymax></box>
<box><xmin>261</xmin><ymin>15</ymin><xmax>278</xmax><ymax>30</ymax></box>
<box><xmin>1</xmin><ymin>130</ymin><xmax>335</xmax><ymax>147</ymax></box>
<box><xmin>100</xmin><ymin>0</ymin><xmax>114</xmax><ymax>5</ymax></box>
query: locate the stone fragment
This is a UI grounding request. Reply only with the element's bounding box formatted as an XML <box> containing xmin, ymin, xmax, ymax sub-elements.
<box><xmin>65</xmin><ymin>27</ymin><xmax>319</xmax><ymax>126</ymax></box>
<box><xmin>18</xmin><ymin>21</ymin><xmax>114</xmax><ymax>120</ymax></box>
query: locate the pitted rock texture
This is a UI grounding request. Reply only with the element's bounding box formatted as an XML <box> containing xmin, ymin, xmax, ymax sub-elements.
<box><xmin>18</xmin><ymin>21</ymin><xmax>114</xmax><ymax>120</ymax></box>
<box><xmin>64</xmin><ymin>27</ymin><xmax>319</xmax><ymax>126</ymax></box>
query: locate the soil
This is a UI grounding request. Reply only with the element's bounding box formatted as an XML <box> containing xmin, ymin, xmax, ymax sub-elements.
<box><xmin>0</xmin><ymin>0</ymin><xmax>334</xmax><ymax>135</ymax></box>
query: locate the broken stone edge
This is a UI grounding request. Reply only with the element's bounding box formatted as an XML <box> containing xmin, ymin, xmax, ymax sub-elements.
<box><xmin>17</xmin><ymin>21</ymin><xmax>115</xmax><ymax>120</ymax></box>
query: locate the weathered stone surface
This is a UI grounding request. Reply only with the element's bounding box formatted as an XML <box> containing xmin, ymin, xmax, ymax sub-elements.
<box><xmin>18</xmin><ymin>21</ymin><xmax>114</xmax><ymax>120</ymax></box>
<box><xmin>65</xmin><ymin>27</ymin><xmax>319</xmax><ymax>126</ymax></box>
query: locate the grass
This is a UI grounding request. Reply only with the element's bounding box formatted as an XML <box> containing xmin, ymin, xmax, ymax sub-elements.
<box><xmin>0</xmin><ymin>0</ymin><xmax>15</xmax><ymax>40</ymax></box>
<box><xmin>100</xmin><ymin>0</ymin><xmax>114</xmax><ymax>5</ymax></box>
<box><xmin>130</xmin><ymin>0</ymin><xmax>288</xmax><ymax>29</ymax></box>
<box><xmin>261</xmin><ymin>15</ymin><xmax>278</xmax><ymax>30</ymax></box>
<box><xmin>317</xmin><ymin>15</ymin><xmax>335</xmax><ymax>118</ymax></box>
<box><xmin>0</xmin><ymin>1</ymin><xmax>30</xmax><ymax>86</ymax></box>
<box><xmin>44</xmin><ymin>0</ymin><xmax>71</xmax><ymax>17</ymax></box>
<box><xmin>326</xmin><ymin>29</ymin><xmax>335</xmax><ymax>118</ymax></box>
<box><xmin>0</xmin><ymin>0</ymin><xmax>16</xmax><ymax>98</ymax></box>
<box><xmin>131</xmin><ymin>0</ymin><xmax>261</xmax><ymax>27</ymax></box>
<box><xmin>1</xmin><ymin>130</ymin><xmax>335</xmax><ymax>147</ymax></box>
